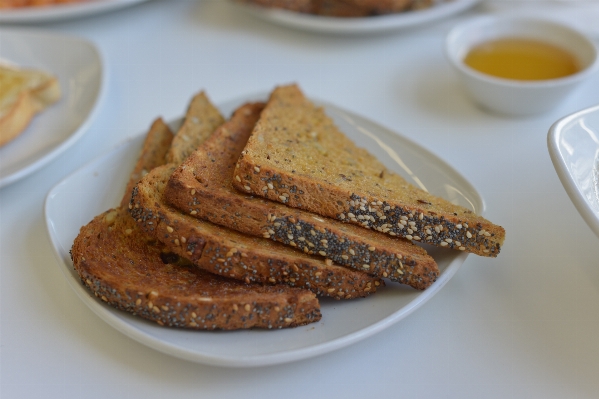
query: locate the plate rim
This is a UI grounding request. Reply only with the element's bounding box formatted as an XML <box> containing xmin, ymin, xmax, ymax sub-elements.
<box><xmin>548</xmin><ymin>103</ymin><xmax>599</xmax><ymax>238</ymax></box>
<box><xmin>45</xmin><ymin>98</ymin><xmax>482</xmax><ymax>367</ymax></box>
<box><xmin>0</xmin><ymin>0</ymin><xmax>150</xmax><ymax>23</ymax></box>
<box><xmin>0</xmin><ymin>28</ymin><xmax>105</xmax><ymax>189</ymax></box>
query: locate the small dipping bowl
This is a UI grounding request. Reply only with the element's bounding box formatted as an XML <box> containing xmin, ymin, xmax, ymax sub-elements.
<box><xmin>445</xmin><ymin>16</ymin><xmax>599</xmax><ymax>116</ymax></box>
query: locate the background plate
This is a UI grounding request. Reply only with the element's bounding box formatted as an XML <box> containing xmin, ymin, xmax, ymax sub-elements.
<box><xmin>0</xmin><ymin>0</ymin><xmax>150</xmax><ymax>23</ymax></box>
<box><xmin>45</xmin><ymin>95</ymin><xmax>484</xmax><ymax>367</ymax></box>
<box><xmin>0</xmin><ymin>29</ymin><xmax>103</xmax><ymax>188</ymax></box>
<box><xmin>548</xmin><ymin>103</ymin><xmax>599</xmax><ymax>238</ymax></box>
<box><xmin>231</xmin><ymin>0</ymin><xmax>480</xmax><ymax>34</ymax></box>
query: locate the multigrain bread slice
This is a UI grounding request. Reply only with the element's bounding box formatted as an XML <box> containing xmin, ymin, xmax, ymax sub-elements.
<box><xmin>72</xmin><ymin>206</ymin><xmax>321</xmax><ymax>329</ymax></box>
<box><xmin>165</xmin><ymin>101</ymin><xmax>438</xmax><ymax>289</ymax></box>
<box><xmin>120</xmin><ymin>118</ymin><xmax>174</xmax><ymax>208</ymax></box>
<box><xmin>131</xmin><ymin>164</ymin><xmax>383</xmax><ymax>299</ymax></box>
<box><xmin>0</xmin><ymin>64</ymin><xmax>61</xmax><ymax>147</ymax></box>
<box><xmin>233</xmin><ymin>84</ymin><xmax>505</xmax><ymax>257</ymax></box>
<box><xmin>165</xmin><ymin>91</ymin><xmax>225</xmax><ymax>165</ymax></box>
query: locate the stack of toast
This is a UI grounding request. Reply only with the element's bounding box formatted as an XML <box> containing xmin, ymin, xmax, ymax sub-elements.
<box><xmin>71</xmin><ymin>84</ymin><xmax>505</xmax><ymax>330</ymax></box>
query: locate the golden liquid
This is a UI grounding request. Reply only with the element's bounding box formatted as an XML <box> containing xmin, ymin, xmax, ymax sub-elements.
<box><xmin>464</xmin><ymin>38</ymin><xmax>580</xmax><ymax>80</ymax></box>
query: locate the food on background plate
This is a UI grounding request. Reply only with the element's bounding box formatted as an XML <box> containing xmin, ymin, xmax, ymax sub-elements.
<box><xmin>233</xmin><ymin>84</ymin><xmax>505</xmax><ymax>257</ymax></box>
<box><xmin>0</xmin><ymin>0</ymin><xmax>84</xmax><ymax>8</ymax></box>
<box><xmin>0</xmin><ymin>63</ymin><xmax>61</xmax><ymax>147</ymax></box>
<box><xmin>234</xmin><ymin>0</ymin><xmax>437</xmax><ymax>17</ymax></box>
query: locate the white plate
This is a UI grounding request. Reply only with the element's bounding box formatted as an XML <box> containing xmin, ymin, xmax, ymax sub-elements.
<box><xmin>44</xmin><ymin>95</ymin><xmax>484</xmax><ymax>367</ymax></box>
<box><xmin>0</xmin><ymin>0</ymin><xmax>149</xmax><ymax>23</ymax></box>
<box><xmin>231</xmin><ymin>0</ymin><xmax>480</xmax><ymax>34</ymax></box>
<box><xmin>0</xmin><ymin>29</ymin><xmax>103</xmax><ymax>188</ymax></box>
<box><xmin>548</xmin><ymin>104</ymin><xmax>599</xmax><ymax>238</ymax></box>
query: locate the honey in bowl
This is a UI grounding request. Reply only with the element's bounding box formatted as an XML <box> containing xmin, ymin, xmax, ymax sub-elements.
<box><xmin>464</xmin><ymin>37</ymin><xmax>581</xmax><ymax>80</ymax></box>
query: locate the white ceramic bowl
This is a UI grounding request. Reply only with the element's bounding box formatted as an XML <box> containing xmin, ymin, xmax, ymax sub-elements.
<box><xmin>548</xmin><ymin>103</ymin><xmax>599</xmax><ymax>238</ymax></box>
<box><xmin>445</xmin><ymin>16</ymin><xmax>598</xmax><ymax>116</ymax></box>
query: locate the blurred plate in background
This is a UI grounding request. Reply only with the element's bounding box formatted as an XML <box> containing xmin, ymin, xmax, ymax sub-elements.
<box><xmin>0</xmin><ymin>0</ymin><xmax>149</xmax><ymax>23</ymax></box>
<box><xmin>231</xmin><ymin>0</ymin><xmax>480</xmax><ymax>34</ymax></box>
<box><xmin>548</xmin><ymin>104</ymin><xmax>599</xmax><ymax>238</ymax></box>
<box><xmin>0</xmin><ymin>29</ymin><xmax>103</xmax><ymax>188</ymax></box>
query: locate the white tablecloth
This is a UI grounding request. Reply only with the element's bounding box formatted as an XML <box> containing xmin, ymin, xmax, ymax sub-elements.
<box><xmin>1</xmin><ymin>1</ymin><xmax>599</xmax><ymax>398</ymax></box>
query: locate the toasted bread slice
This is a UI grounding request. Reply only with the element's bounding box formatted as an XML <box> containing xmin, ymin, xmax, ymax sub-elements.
<box><xmin>120</xmin><ymin>118</ymin><xmax>174</xmax><ymax>208</ymax></box>
<box><xmin>165</xmin><ymin>102</ymin><xmax>438</xmax><ymax>289</ymax></box>
<box><xmin>165</xmin><ymin>91</ymin><xmax>225</xmax><ymax>165</ymax></box>
<box><xmin>131</xmin><ymin>164</ymin><xmax>383</xmax><ymax>299</ymax></box>
<box><xmin>0</xmin><ymin>64</ymin><xmax>61</xmax><ymax>147</ymax></box>
<box><xmin>233</xmin><ymin>84</ymin><xmax>505</xmax><ymax>257</ymax></box>
<box><xmin>72</xmin><ymin>207</ymin><xmax>321</xmax><ymax>329</ymax></box>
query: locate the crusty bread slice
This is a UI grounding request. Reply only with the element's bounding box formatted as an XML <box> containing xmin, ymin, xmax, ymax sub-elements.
<box><xmin>0</xmin><ymin>64</ymin><xmax>61</xmax><ymax>147</ymax></box>
<box><xmin>131</xmin><ymin>164</ymin><xmax>383</xmax><ymax>299</ymax></box>
<box><xmin>120</xmin><ymin>118</ymin><xmax>174</xmax><ymax>208</ymax></box>
<box><xmin>165</xmin><ymin>102</ymin><xmax>438</xmax><ymax>289</ymax></box>
<box><xmin>233</xmin><ymin>84</ymin><xmax>505</xmax><ymax>257</ymax></box>
<box><xmin>72</xmin><ymin>206</ymin><xmax>321</xmax><ymax>329</ymax></box>
<box><xmin>165</xmin><ymin>91</ymin><xmax>225</xmax><ymax>165</ymax></box>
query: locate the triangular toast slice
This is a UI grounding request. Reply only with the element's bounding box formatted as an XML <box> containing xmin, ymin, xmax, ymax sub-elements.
<box><xmin>120</xmin><ymin>117</ymin><xmax>174</xmax><ymax>208</ymax></box>
<box><xmin>72</xmin><ymin>206</ymin><xmax>321</xmax><ymax>329</ymax></box>
<box><xmin>165</xmin><ymin>91</ymin><xmax>225</xmax><ymax>165</ymax></box>
<box><xmin>232</xmin><ymin>84</ymin><xmax>505</xmax><ymax>257</ymax></box>
<box><xmin>131</xmin><ymin>164</ymin><xmax>383</xmax><ymax>299</ymax></box>
<box><xmin>165</xmin><ymin>101</ymin><xmax>438</xmax><ymax>290</ymax></box>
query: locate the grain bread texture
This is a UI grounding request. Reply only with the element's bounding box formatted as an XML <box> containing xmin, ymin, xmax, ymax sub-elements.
<box><xmin>165</xmin><ymin>91</ymin><xmax>225</xmax><ymax>165</ymax></box>
<box><xmin>165</xmin><ymin>101</ymin><xmax>438</xmax><ymax>289</ymax></box>
<box><xmin>71</xmin><ymin>207</ymin><xmax>321</xmax><ymax>330</ymax></box>
<box><xmin>0</xmin><ymin>64</ymin><xmax>61</xmax><ymax>147</ymax></box>
<box><xmin>233</xmin><ymin>84</ymin><xmax>505</xmax><ymax>257</ymax></box>
<box><xmin>120</xmin><ymin>118</ymin><xmax>174</xmax><ymax>208</ymax></box>
<box><xmin>132</xmin><ymin>164</ymin><xmax>383</xmax><ymax>299</ymax></box>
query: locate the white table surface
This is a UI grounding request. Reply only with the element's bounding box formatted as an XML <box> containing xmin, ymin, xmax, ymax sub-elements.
<box><xmin>2</xmin><ymin>1</ymin><xmax>599</xmax><ymax>398</ymax></box>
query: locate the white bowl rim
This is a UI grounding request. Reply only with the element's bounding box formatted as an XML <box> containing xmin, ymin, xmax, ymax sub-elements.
<box><xmin>445</xmin><ymin>15</ymin><xmax>599</xmax><ymax>88</ymax></box>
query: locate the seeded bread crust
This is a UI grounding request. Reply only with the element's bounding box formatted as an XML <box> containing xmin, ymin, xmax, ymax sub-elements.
<box><xmin>165</xmin><ymin>91</ymin><xmax>225</xmax><ymax>165</ymax></box>
<box><xmin>165</xmin><ymin>102</ymin><xmax>438</xmax><ymax>289</ymax></box>
<box><xmin>233</xmin><ymin>84</ymin><xmax>505</xmax><ymax>257</ymax></box>
<box><xmin>132</xmin><ymin>164</ymin><xmax>383</xmax><ymax>299</ymax></box>
<box><xmin>71</xmin><ymin>207</ymin><xmax>321</xmax><ymax>330</ymax></box>
<box><xmin>120</xmin><ymin>118</ymin><xmax>174</xmax><ymax>208</ymax></box>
